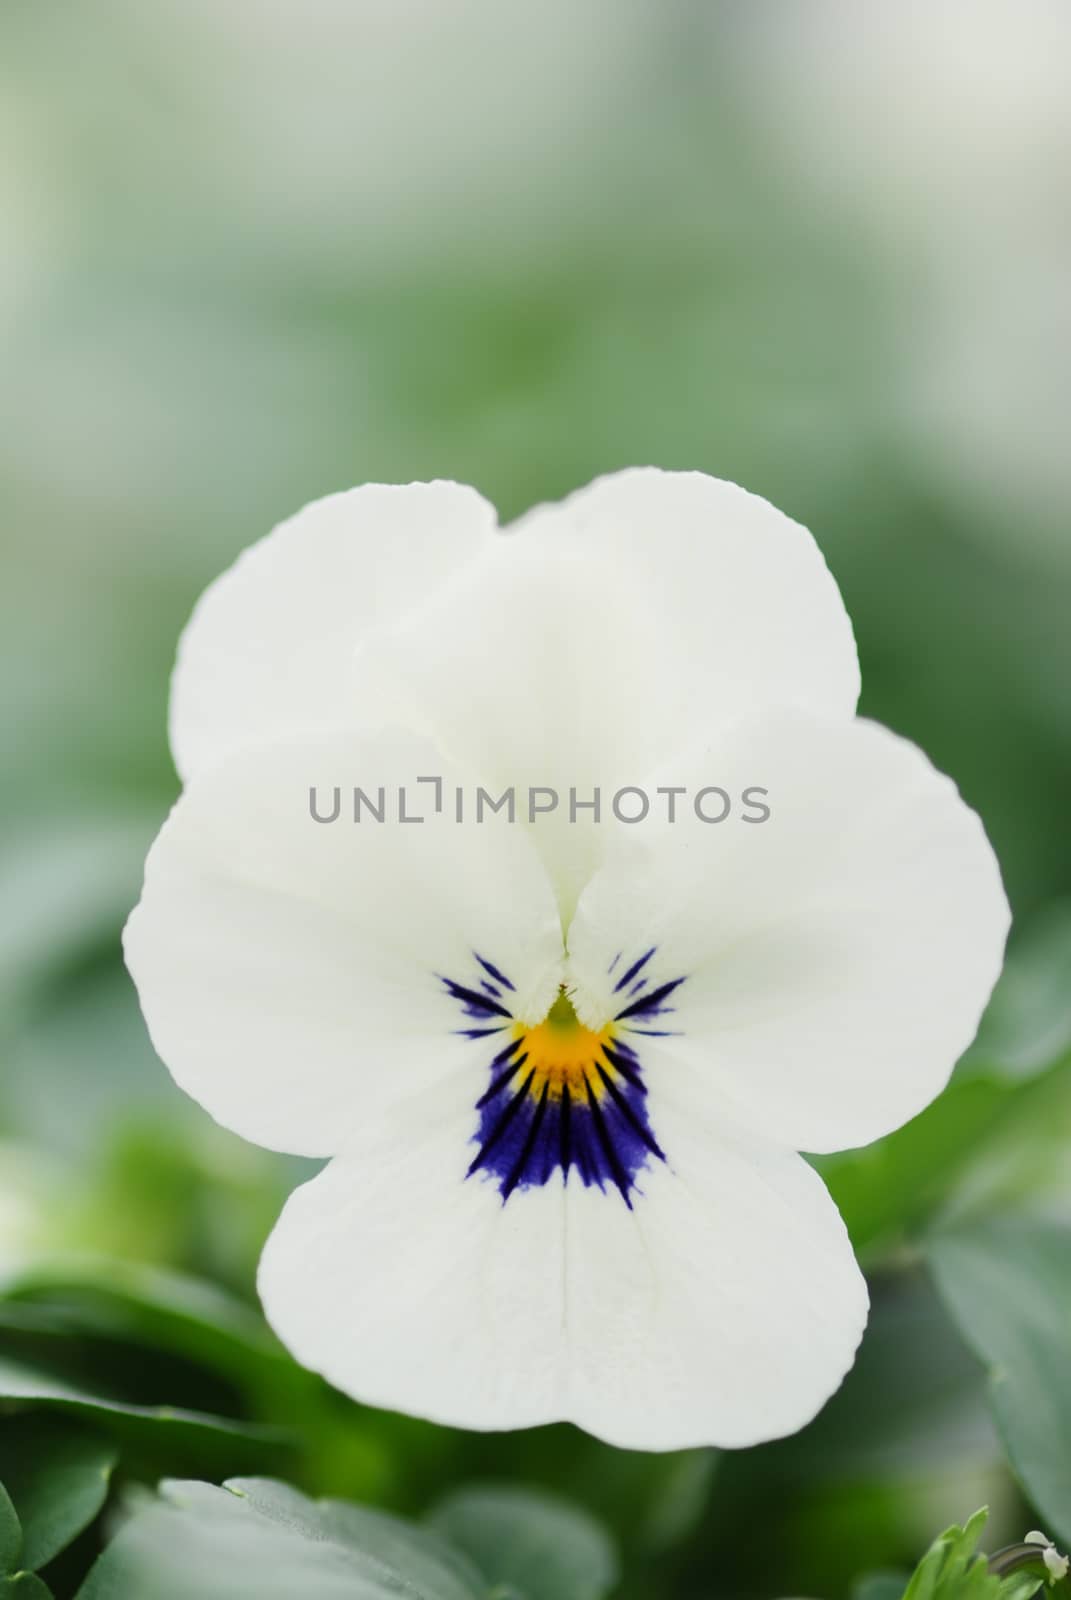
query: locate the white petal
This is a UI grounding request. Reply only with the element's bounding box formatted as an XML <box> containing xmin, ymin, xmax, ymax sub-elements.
<box><xmin>511</xmin><ymin>468</ymin><xmax>860</xmax><ymax>726</ymax></box>
<box><xmin>124</xmin><ymin>730</ymin><xmax>563</xmax><ymax>1157</ymax></box>
<box><xmin>350</xmin><ymin>469</ymin><xmax>859</xmax><ymax>915</ymax></box>
<box><xmin>170</xmin><ymin>481</ymin><xmax>496</xmax><ymax>782</ymax></box>
<box><xmin>562</xmin><ymin>1103</ymin><xmax>868</xmax><ymax>1449</ymax></box>
<box><xmin>258</xmin><ymin>1093</ymin><xmax>866</xmax><ymax>1450</ymax></box>
<box><xmin>259</xmin><ymin>1086</ymin><xmax>572</xmax><ymax>1433</ymax></box>
<box><xmin>567</xmin><ymin>711</ymin><xmax>1010</xmax><ymax>1154</ymax></box>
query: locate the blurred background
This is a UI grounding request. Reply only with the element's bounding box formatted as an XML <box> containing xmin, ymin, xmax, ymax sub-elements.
<box><xmin>2</xmin><ymin>4</ymin><xmax>1070</xmax><ymax>1597</ymax></box>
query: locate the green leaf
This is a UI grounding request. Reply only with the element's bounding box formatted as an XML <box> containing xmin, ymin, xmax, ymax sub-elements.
<box><xmin>997</xmin><ymin>1580</ymin><xmax>1047</xmax><ymax>1600</ymax></box>
<box><xmin>818</xmin><ymin>907</ymin><xmax>1071</xmax><ymax>1259</ymax></box>
<box><xmin>0</xmin><ymin>1416</ymin><xmax>116</xmax><ymax>1570</ymax></box>
<box><xmin>429</xmin><ymin>1484</ymin><xmax>619</xmax><ymax>1600</ymax></box>
<box><xmin>965</xmin><ymin>904</ymin><xmax>1071</xmax><ymax>1080</ymax></box>
<box><xmin>886</xmin><ymin>1508</ymin><xmax>1048</xmax><ymax>1600</ymax></box>
<box><xmin>229</xmin><ymin>1481</ymin><xmax>484</xmax><ymax>1599</ymax></box>
<box><xmin>0</xmin><ymin>815</ymin><xmax>150</xmax><ymax>1009</ymax></box>
<box><xmin>778</xmin><ymin>1270</ymin><xmax>996</xmax><ymax>1481</ymax></box>
<box><xmin>0</xmin><ymin>1575</ymin><xmax>55</xmax><ymax>1598</ymax></box>
<box><xmin>901</xmin><ymin>1509</ymin><xmax>1000</xmax><ymax>1600</ymax></box>
<box><xmin>928</xmin><ymin>1217</ymin><xmax>1071</xmax><ymax>1548</ymax></box>
<box><xmin>0</xmin><ymin>1484</ymin><xmax>21</xmax><ymax>1576</ymax></box>
<box><xmin>817</xmin><ymin>1073</ymin><xmax>1011</xmax><ymax>1254</ymax></box>
<box><xmin>854</xmin><ymin>1576</ymin><xmax>910</xmax><ymax>1600</ymax></box>
<box><xmin>0</xmin><ymin>1355</ymin><xmax>287</xmax><ymax>1477</ymax></box>
<box><xmin>818</xmin><ymin>1051</ymin><xmax>1071</xmax><ymax>1259</ymax></box>
<box><xmin>0</xmin><ymin>1485</ymin><xmax>55</xmax><ymax>1595</ymax></box>
<box><xmin>0</xmin><ymin>1256</ymin><xmax>312</xmax><ymax>1415</ymax></box>
<box><xmin>77</xmin><ymin>1476</ymin><xmax>487</xmax><ymax>1600</ymax></box>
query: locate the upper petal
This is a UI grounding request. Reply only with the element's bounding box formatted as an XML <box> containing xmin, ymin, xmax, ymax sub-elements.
<box><xmin>349</xmin><ymin>469</ymin><xmax>860</xmax><ymax>914</ymax></box>
<box><xmin>512</xmin><ymin>468</ymin><xmax>861</xmax><ymax>727</ymax></box>
<box><xmin>123</xmin><ymin>728</ymin><xmax>563</xmax><ymax>1157</ymax></box>
<box><xmin>567</xmin><ymin>711</ymin><xmax>1011</xmax><ymax>1154</ymax></box>
<box><xmin>170</xmin><ymin>481</ymin><xmax>497</xmax><ymax>782</ymax></box>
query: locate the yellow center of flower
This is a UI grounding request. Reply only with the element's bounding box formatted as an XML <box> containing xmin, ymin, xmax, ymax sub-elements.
<box><xmin>515</xmin><ymin>989</ymin><xmax>615</xmax><ymax>1101</ymax></box>
<box><xmin>445</xmin><ymin>951</ymin><xmax>676</xmax><ymax>1203</ymax></box>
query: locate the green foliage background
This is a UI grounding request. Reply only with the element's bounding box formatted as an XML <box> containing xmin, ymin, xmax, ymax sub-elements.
<box><xmin>1</xmin><ymin>4</ymin><xmax>1069</xmax><ymax>1596</ymax></box>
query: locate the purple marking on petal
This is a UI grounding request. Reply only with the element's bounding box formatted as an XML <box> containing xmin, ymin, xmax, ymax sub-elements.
<box><xmin>439</xmin><ymin>976</ymin><xmax>513</xmax><ymax>1020</ymax></box>
<box><xmin>476</xmin><ymin>1050</ymin><xmax>528</xmax><ymax>1108</ymax></box>
<box><xmin>444</xmin><ymin>953</ymin><xmax>683</xmax><ymax>1205</ymax></box>
<box><xmin>616</xmin><ymin>976</ymin><xmax>686</xmax><ymax>1021</ymax></box>
<box><xmin>475</xmin><ymin>954</ymin><xmax>516</xmax><ymax>991</ymax></box>
<box><xmin>614</xmin><ymin>946</ymin><xmax>655</xmax><ymax>993</ymax></box>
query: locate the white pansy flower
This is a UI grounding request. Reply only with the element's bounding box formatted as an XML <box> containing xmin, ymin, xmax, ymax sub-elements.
<box><xmin>124</xmin><ymin>469</ymin><xmax>1009</xmax><ymax>1450</ymax></box>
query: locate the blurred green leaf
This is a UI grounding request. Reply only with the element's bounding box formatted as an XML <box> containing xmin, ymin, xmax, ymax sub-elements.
<box><xmin>965</xmin><ymin>905</ymin><xmax>1071</xmax><ymax>1081</ymax></box>
<box><xmin>0</xmin><ymin>1484</ymin><xmax>20</xmax><ymax>1575</ymax></box>
<box><xmin>623</xmin><ymin>1448</ymin><xmax>716</xmax><ymax>1554</ymax></box>
<box><xmin>0</xmin><ymin>1575</ymin><xmax>54</xmax><ymax>1598</ymax></box>
<box><xmin>0</xmin><ymin>1256</ymin><xmax>312</xmax><ymax>1416</ymax></box>
<box><xmin>429</xmin><ymin>1484</ymin><xmax>619</xmax><ymax>1600</ymax></box>
<box><xmin>932</xmin><ymin>1060</ymin><xmax>1071</xmax><ymax>1228</ymax></box>
<box><xmin>40</xmin><ymin>1121</ymin><xmax>299</xmax><ymax>1294</ymax></box>
<box><xmin>818</xmin><ymin>1077</ymin><xmax>1011</xmax><ymax>1256</ymax></box>
<box><xmin>77</xmin><ymin>1476</ymin><xmax>486</xmax><ymax>1600</ymax></box>
<box><xmin>854</xmin><ymin>1576</ymin><xmax>910</xmax><ymax>1600</ymax></box>
<box><xmin>466</xmin><ymin>1429</ymin><xmax>716</xmax><ymax>1565</ymax></box>
<box><xmin>0</xmin><ymin>1416</ymin><xmax>116</xmax><ymax>1571</ymax></box>
<box><xmin>820</xmin><ymin>905</ymin><xmax>1071</xmax><ymax>1258</ymax></box>
<box><xmin>778</xmin><ymin>1270</ymin><xmax>996</xmax><ymax>1480</ymax></box>
<box><xmin>928</xmin><ymin>1218</ymin><xmax>1071</xmax><ymax>1549</ymax></box>
<box><xmin>0</xmin><ymin>1498</ymin><xmax>53</xmax><ymax>1596</ymax></box>
<box><xmin>820</xmin><ymin>1050</ymin><xmax>1071</xmax><ymax>1259</ymax></box>
<box><xmin>0</xmin><ymin>1354</ymin><xmax>287</xmax><ymax>1478</ymax></box>
<box><xmin>0</xmin><ymin>817</ymin><xmax>151</xmax><ymax>1012</ymax></box>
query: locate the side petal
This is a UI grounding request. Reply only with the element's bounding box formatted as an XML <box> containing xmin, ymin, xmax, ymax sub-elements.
<box><xmin>567</xmin><ymin>711</ymin><xmax>1011</xmax><ymax>1154</ymax></box>
<box><xmin>350</xmin><ymin>469</ymin><xmax>860</xmax><ymax>914</ymax></box>
<box><xmin>170</xmin><ymin>481</ymin><xmax>497</xmax><ymax>782</ymax></box>
<box><xmin>258</xmin><ymin>1095</ymin><xmax>866</xmax><ymax>1450</ymax></box>
<box><xmin>123</xmin><ymin>729</ymin><xmax>563</xmax><ymax>1158</ymax></box>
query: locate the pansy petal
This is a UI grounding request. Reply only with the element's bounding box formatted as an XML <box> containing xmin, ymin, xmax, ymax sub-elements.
<box><xmin>562</xmin><ymin>1101</ymin><xmax>868</xmax><ymax>1449</ymax></box>
<box><xmin>511</xmin><ymin>467</ymin><xmax>860</xmax><ymax>724</ymax></box>
<box><xmin>259</xmin><ymin>1088</ymin><xmax>571</xmax><ymax>1434</ymax></box>
<box><xmin>350</xmin><ymin>469</ymin><xmax>859</xmax><ymax>913</ymax></box>
<box><xmin>124</xmin><ymin>730</ymin><xmax>563</xmax><ymax>1158</ymax></box>
<box><xmin>170</xmin><ymin>481</ymin><xmax>496</xmax><ymax>782</ymax></box>
<box><xmin>567</xmin><ymin>711</ymin><xmax>1010</xmax><ymax>1154</ymax></box>
<box><xmin>258</xmin><ymin>1093</ymin><xmax>866</xmax><ymax>1449</ymax></box>
<box><xmin>353</xmin><ymin>468</ymin><xmax>860</xmax><ymax>778</ymax></box>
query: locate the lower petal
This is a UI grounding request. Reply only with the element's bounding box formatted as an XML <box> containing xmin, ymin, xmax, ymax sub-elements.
<box><xmin>561</xmin><ymin>1103</ymin><xmax>868</xmax><ymax>1450</ymax></box>
<box><xmin>258</xmin><ymin>1094</ymin><xmax>867</xmax><ymax>1450</ymax></box>
<box><xmin>258</xmin><ymin>1088</ymin><xmax>571</xmax><ymax>1432</ymax></box>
